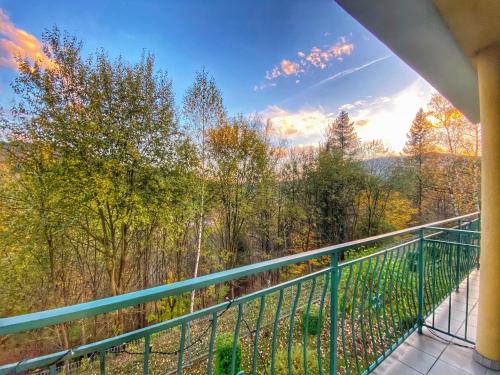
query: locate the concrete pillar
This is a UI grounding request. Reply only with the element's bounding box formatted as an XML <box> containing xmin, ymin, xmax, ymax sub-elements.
<box><xmin>475</xmin><ymin>43</ymin><xmax>500</xmax><ymax>369</ymax></box>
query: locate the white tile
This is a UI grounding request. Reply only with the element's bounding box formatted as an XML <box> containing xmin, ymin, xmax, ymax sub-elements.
<box><xmin>373</xmin><ymin>356</ymin><xmax>422</xmax><ymax>375</ymax></box>
<box><xmin>406</xmin><ymin>330</ymin><xmax>447</xmax><ymax>357</ymax></box>
<box><xmin>440</xmin><ymin>345</ymin><xmax>487</xmax><ymax>375</ymax></box>
<box><xmin>392</xmin><ymin>342</ymin><xmax>436</xmax><ymax>374</ymax></box>
<box><xmin>429</xmin><ymin>359</ymin><xmax>477</xmax><ymax>375</ymax></box>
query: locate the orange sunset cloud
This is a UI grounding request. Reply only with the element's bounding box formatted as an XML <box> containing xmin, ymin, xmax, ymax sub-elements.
<box><xmin>259</xmin><ymin>36</ymin><xmax>354</xmax><ymax>90</ymax></box>
<box><xmin>0</xmin><ymin>8</ymin><xmax>52</xmax><ymax>70</ymax></box>
<box><xmin>280</xmin><ymin>59</ymin><xmax>302</xmax><ymax>76</ymax></box>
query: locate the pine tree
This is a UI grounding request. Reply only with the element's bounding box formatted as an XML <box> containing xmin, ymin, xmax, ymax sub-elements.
<box><xmin>404</xmin><ymin>108</ymin><xmax>433</xmax><ymax>223</ymax></box>
<box><xmin>326</xmin><ymin>111</ymin><xmax>360</xmax><ymax>157</ymax></box>
<box><xmin>404</xmin><ymin>108</ymin><xmax>433</xmax><ymax>157</ymax></box>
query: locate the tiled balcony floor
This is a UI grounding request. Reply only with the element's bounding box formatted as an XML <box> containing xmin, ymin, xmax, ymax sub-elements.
<box><xmin>373</xmin><ymin>270</ymin><xmax>500</xmax><ymax>375</ymax></box>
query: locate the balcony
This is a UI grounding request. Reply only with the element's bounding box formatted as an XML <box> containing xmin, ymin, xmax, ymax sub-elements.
<box><xmin>374</xmin><ymin>270</ymin><xmax>482</xmax><ymax>375</ymax></box>
<box><xmin>0</xmin><ymin>213</ymin><xmax>482</xmax><ymax>374</ymax></box>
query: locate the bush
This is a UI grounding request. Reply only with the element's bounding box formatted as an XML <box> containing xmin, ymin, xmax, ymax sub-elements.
<box><xmin>301</xmin><ymin>305</ymin><xmax>321</xmax><ymax>335</ymax></box>
<box><xmin>271</xmin><ymin>345</ymin><xmax>320</xmax><ymax>375</ymax></box>
<box><xmin>214</xmin><ymin>333</ymin><xmax>241</xmax><ymax>375</ymax></box>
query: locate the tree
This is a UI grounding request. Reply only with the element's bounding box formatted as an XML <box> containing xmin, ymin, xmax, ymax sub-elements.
<box><xmin>359</xmin><ymin>140</ymin><xmax>413</xmax><ymax>237</ymax></box>
<box><xmin>308</xmin><ymin>148</ymin><xmax>364</xmax><ymax>245</ymax></box>
<box><xmin>325</xmin><ymin>111</ymin><xmax>360</xmax><ymax>158</ymax></box>
<box><xmin>402</xmin><ymin>97</ymin><xmax>480</xmax><ymax>223</ymax></box>
<box><xmin>207</xmin><ymin>116</ymin><xmax>270</xmax><ymax>292</ymax></box>
<box><xmin>183</xmin><ymin>68</ymin><xmax>226</xmax><ymax>312</ymax></box>
<box><xmin>1</xmin><ymin>28</ymin><xmax>196</xmax><ymax>345</ymax></box>
<box><xmin>427</xmin><ymin>94</ymin><xmax>480</xmax><ymax>215</ymax></box>
<box><xmin>404</xmin><ymin>108</ymin><xmax>434</xmax><ymax>223</ymax></box>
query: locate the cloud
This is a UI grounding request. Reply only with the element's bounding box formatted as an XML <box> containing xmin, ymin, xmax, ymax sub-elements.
<box><xmin>348</xmin><ymin>79</ymin><xmax>435</xmax><ymax>150</ymax></box>
<box><xmin>338</xmin><ymin>96</ymin><xmax>391</xmax><ymax>112</ymax></box>
<box><xmin>265</xmin><ymin>66</ymin><xmax>281</xmax><ymax>80</ymax></box>
<box><xmin>0</xmin><ymin>8</ymin><xmax>52</xmax><ymax>70</ymax></box>
<box><xmin>254</xmin><ymin>82</ymin><xmax>276</xmax><ymax>92</ymax></box>
<box><xmin>339</xmin><ymin>103</ymin><xmax>355</xmax><ymax>111</ymax></box>
<box><xmin>280</xmin><ymin>59</ymin><xmax>302</xmax><ymax>76</ymax></box>
<box><xmin>262</xmin><ymin>36</ymin><xmax>354</xmax><ymax>84</ymax></box>
<box><xmin>354</xmin><ymin>119</ymin><xmax>369</xmax><ymax>127</ymax></box>
<box><xmin>261</xmin><ymin>78</ymin><xmax>435</xmax><ymax>150</ymax></box>
<box><xmin>262</xmin><ymin>105</ymin><xmax>334</xmax><ymax>145</ymax></box>
<box><xmin>301</xmin><ymin>40</ymin><xmax>353</xmax><ymax>70</ymax></box>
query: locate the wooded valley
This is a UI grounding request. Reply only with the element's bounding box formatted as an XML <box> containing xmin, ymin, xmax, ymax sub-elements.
<box><xmin>0</xmin><ymin>30</ymin><xmax>480</xmax><ymax>361</ymax></box>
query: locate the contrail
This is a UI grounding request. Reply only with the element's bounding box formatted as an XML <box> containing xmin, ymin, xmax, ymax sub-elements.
<box><xmin>277</xmin><ymin>54</ymin><xmax>393</xmax><ymax>107</ymax></box>
<box><xmin>308</xmin><ymin>54</ymin><xmax>392</xmax><ymax>90</ymax></box>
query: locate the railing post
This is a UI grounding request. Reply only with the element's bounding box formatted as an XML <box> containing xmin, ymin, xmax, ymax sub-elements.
<box><xmin>417</xmin><ymin>228</ymin><xmax>425</xmax><ymax>334</ymax></box>
<box><xmin>329</xmin><ymin>253</ymin><xmax>339</xmax><ymax>375</ymax></box>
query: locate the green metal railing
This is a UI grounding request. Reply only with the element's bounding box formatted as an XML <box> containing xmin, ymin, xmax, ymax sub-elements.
<box><xmin>0</xmin><ymin>213</ymin><xmax>480</xmax><ymax>375</ymax></box>
<box><xmin>421</xmin><ymin>222</ymin><xmax>481</xmax><ymax>343</ymax></box>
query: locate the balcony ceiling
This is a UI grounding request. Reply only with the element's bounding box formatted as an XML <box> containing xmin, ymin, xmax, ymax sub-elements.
<box><xmin>434</xmin><ymin>0</ymin><xmax>500</xmax><ymax>64</ymax></box>
<box><xmin>334</xmin><ymin>0</ymin><xmax>500</xmax><ymax>124</ymax></box>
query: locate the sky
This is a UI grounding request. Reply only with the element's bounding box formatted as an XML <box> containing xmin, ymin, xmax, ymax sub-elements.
<box><xmin>0</xmin><ymin>0</ymin><xmax>436</xmax><ymax>151</ymax></box>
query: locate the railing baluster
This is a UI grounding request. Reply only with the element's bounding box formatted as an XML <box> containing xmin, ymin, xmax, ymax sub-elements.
<box><xmin>409</xmin><ymin>243</ymin><xmax>418</xmax><ymax>318</ymax></box>
<box><xmin>433</xmin><ymin>241</ymin><xmax>444</xmax><ymax>311</ymax></box>
<box><xmin>465</xmin><ymin>265</ymin><xmax>470</xmax><ymax>341</ymax></box>
<box><xmin>456</xmin><ymin>219</ymin><xmax>462</xmax><ymax>292</ymax></box>
<box><xmin>177</xmin><ymin>322</ymin><xmax>186</xmax><ymax>375</ymax></box>
<box><xmin>388</xmin><ymin>248</ymin><xmax>401</xmax><ymax>339</ymax></box>
<box><xmin>414</xmin><ymin>242</ymin><xmax>423</xmax><ymax>317</ymax></box>
<box><xmin>417</xmin><ymin>229</ymin><xmax>424</xmax><ymax>334</ymax></box>
<box><xmin>359</xmin><ymin>257</ymin><xmax>372</xmax><ymax>370</ymax></box>
<box><xmin>143</xmin><ymin>334</ymin><xmax>150</xmax><ymax>375</ymax></box>
<box><xmin>288</xmin><ymin>282</ymin><xmax>301</xmax><ymax>375</ymax></box>
<box><xmin>374</xmin><ymin>252</ymin><xmax>388</xmax><ymax>354</ymax></box>
<box><xmin>352</xmin><ymin>261</ymin><xmax>363</xmax><ymax>373</ymax></box>
<box><xmin>270</xmin><ymin>289</ymin><xmax>284</xmax><ymax>375</ymax></box>
<box><xmin>231</xmin><ymin>304</ymin><xmax>243</xmax><ymax>375</ymax></box>
<box><xmin>207</xmin><ymin>312</ymin><xmax>217</xmax><ymax>375</ymax></box>
<box><xmin>340</xmin><ymin>264</ymin><xmax>353</xmax><ymax>375</ymax></box>
<box><xmin>431</xmin><ymin>241</ymin><xmax>437</xmax><ymax>327</ymax></box>
<box><xmin>252</xmin><ymin>296</ymin><xmax>265</xmax><ymax>375</ymax></box>
<box><xmin>329</xmin><ymin>253</ymin><xmax>339</xmax><ymax>375</ymax></box>
<box><xmin>447</xmin><ymin>242</ymin><xmax>453</xmax><ymax>334</ymax></box>
<box><xmin>381</xmin><ymin>250</ymin><xmax>395</xmax><ymax>349</ymax></box>
<box><xmin>304</xmin><ymin>277</ymin><xmax>317</xmax><ymax>375</ymax></box>
<box><xmin>317</xmin><ymin>272</ymin><xmax>330</xmax><ymax>375</ymax></box>
<box><xmin>367</xmin><ymin>256</ymin><xmax>380</xmax><ymax>359</ymax></box>
<box><xmin>393</xmin><ymin>247</ymin><xmax>406</xmax><ymax>336</ymax></box>
<box><xmin>99</xmin><ymin>350</ymin><xmax>106</xmax><ymax>375</ymax></box>
<box><xmin>402</xmin><ymin>245</ymin><xmax>414</xmax><ymax>330</ymax></box>
<box><xmin>423</xmin><ymin>240</ymin><xmax>433</xmax><ymax>317</ymax></box>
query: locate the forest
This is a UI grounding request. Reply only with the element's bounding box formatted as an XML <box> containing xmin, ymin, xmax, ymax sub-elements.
<box><xmin>0</xmin><ymin>30</ymin><xmax>480</xmax><ymax>362</ymax></box>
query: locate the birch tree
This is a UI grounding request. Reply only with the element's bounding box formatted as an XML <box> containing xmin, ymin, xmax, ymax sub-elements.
<box><xmin>183</xmin><ymin>69</ymin><xmax>225</xmax><ymax>312</ymax></box>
